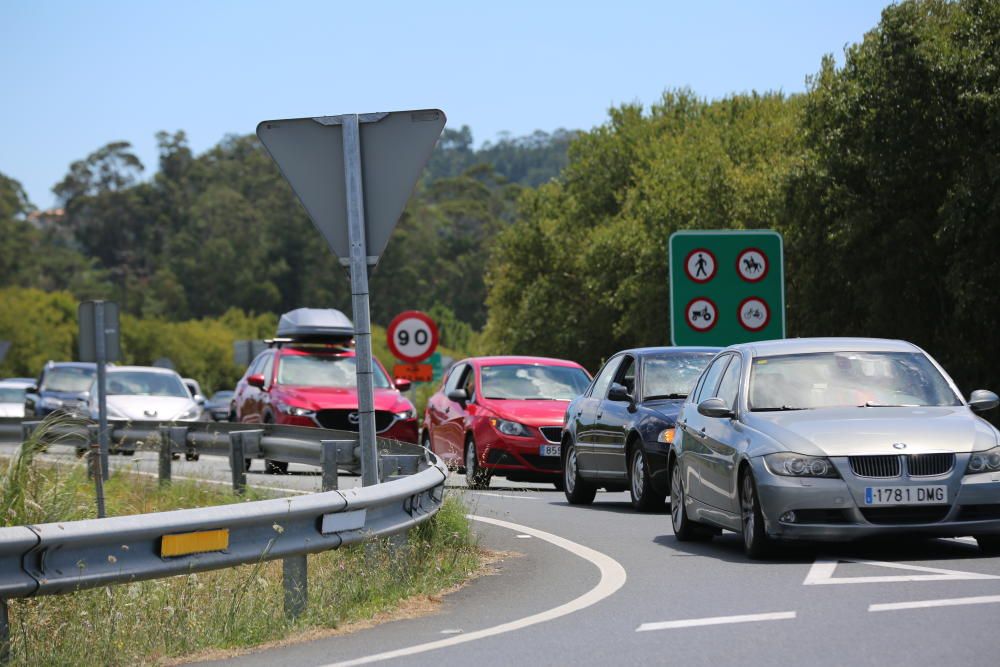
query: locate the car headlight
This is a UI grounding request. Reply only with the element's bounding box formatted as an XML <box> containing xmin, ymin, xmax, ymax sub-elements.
<box><xmin>490</xmin><ymin>418</ymin><xmax>531</xmax><ymax>437</ymax></box>
<box><xmin>276</xmin><ymin>401</ymin><xmax>314</xmax><ymax>417</ymax></box>
<box><xmin>764</xmin><ymin>452</ymin><xmax>839</xmax><ymax>478</ymax></box>
<box><xmin>394</xmin><ymin>408</ymin><xmax>415</xmax><ymax>420</ymax></box>
<box><xmin>966</xmin><ymin>446</ymin><xmax>1000</xmax><ymax>474</ymax></box>
<box><xmin>658</xmin><ymin>428</ymin><xmax>676</xmax><ymax>445</ymax></box>
<box><xmin>41</xmin><ymin>396</ymin><xmax>63</xmax><ymax>409</ymax></box>
<box><xmin>179</xmin><ymin>405</ymin><xmax>201</xmax><ymax>420</ymax></box>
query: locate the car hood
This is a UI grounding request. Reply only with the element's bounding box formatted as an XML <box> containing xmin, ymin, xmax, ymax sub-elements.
<box><xmin>0</xmin><ymin>403</ymin><xmax>24</xmax><ymax>417</ymax></box>
<box><xmin>480</xmin><ymin>399</ymin><xmax>570</xmax><ymax>426</ymax></box>
<box><xmin>102</xmin><ymin>396</ymin><xmax>198</xmax><ymax>421</ymax></box>
<box><xmin>276</xmin><ymin>386</ymin><xmax>409</xmax><ymax>412</ymax></box>
<box><xmin>743</xmin><ymin>406</ymin><xmax>998</xmax><ymax>456</ymax></box>
<box><xmin>641</xmin><ymin>398</ymin><xmax>684</xmax><ymax>422</ymax></box>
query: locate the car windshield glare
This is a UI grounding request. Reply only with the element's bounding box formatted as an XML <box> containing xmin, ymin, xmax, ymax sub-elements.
<box><xmin>277</xmin><ymin>354</ymin><xmax>390</xmax><ymax>389</ymax></box>
<box><xmin>106</xmin><ymin>372</ymin><xmax>190</xmax><ymax>398</ymax></box>
<box><xmin>42</xmin><ymin>367</ymin><xmax>95</xmax><ymax>392</ymax></box>
<box><xmin>0</xmin><ymin>387</ymin><xmax>26</xmax><ymax>402</ymax></box>
<box><xmin>481</xmin><ymin>364</ymin><xmax>590</xmax><ymax>400</ymax></box>
<box><xmin>749</xmin><ymin>351</ymin><xmax>962</xmax><ymax>411</ymax></box>
<box><xmin>642</xmin><ymin>353</ymin><xmax>716</xmax><ymax>399</ymax></box>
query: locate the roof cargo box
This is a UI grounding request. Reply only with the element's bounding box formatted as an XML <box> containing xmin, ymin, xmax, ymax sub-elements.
<box><xmin>276</xmin><ymin>308</ymin><xmax>354</xmax><ymax>342</ymax></box>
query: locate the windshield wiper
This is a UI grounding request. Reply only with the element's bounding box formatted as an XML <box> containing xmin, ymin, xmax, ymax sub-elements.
<box><xmin>645</xmin><ymin>393</ymin><xmax>687</xmax><ymax>400</ymax></box>
<box><xmin>861</xmin><ymin>402</ymin><xmax>920</xmax><ymax>408</ymax></box>
<box><xmin>752</xmin><ymin>405</ymin><xmax>807</xmax><ymax>412</ymax></box>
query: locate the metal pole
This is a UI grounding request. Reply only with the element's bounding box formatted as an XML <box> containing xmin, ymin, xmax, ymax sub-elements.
<box><xmin>342</xmin><ymin>113</ymin><xmax>379</xmax><ymax>487</ymax></box>
<box><xmin>0</xmin><ymin>598</ymin><xmax>9</xmax><ymax>665</ymax></box>
<box><xmin>229</xmin><ymin>432</ymin><xmax>246</xmax><ymax>494</ymax></box>
<box><xmin>320</xmin><ymin>440</ymin><xmax>339</xmax><ymax>491</ymax></box>
<box><xmin>282</xmin><ymin>555</ymin><xmax>307</xmax><ymax>620</ymax></box>
<box><xmin>93</xmin><ymin>302</ymin><xmax>108</xmax><ymax>518</ymax></box>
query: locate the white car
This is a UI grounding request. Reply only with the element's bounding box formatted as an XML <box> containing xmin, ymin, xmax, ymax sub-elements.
<box><xmin>87</xmin><ymin>366</ymin><xmax>203</xmax><ymax>424</ymax></box>
<box><xmin>0</xmin><ymin>379</ymin><xmax>33</xmax><ymax>418</ymax></box>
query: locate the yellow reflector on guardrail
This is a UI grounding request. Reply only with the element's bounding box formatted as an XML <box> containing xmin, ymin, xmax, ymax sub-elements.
<box><xmin>161</xmin><ymin>529</ymin><xmax>229</xmax><ymax>557</ymax></box>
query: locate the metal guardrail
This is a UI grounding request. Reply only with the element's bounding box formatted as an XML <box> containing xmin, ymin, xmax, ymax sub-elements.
<box><xmin>0</xmin><ymin>416</ymin><xmax>448</xmax><ymax>662</ymax></box>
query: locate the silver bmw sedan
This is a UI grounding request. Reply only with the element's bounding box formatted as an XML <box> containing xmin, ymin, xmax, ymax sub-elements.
<box><xmin>671</xmin><ymin>338</ymin><xmax>1000</xmax><ymax>559</ymax></box>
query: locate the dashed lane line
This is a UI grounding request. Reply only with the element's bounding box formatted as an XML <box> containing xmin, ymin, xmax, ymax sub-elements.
<box><xmin>869</xmin><ymin>595</ymin><xmax>1000</xmax><ymax>613</ymax></box>
<box><xmin>319</xmin><ymin>514</ymin><xmax>627</xmax><ymax>667</ymax></box>
<box><xmin>636</xmin><ymin>611</ymin><xmax>797</xmax><ymax>632</ymax></box>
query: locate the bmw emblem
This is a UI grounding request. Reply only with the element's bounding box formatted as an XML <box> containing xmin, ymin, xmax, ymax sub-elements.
<box><xmin>892</xmin><ymin>442</ymin><xmax>907</xmax><ymax>450</ymax></box>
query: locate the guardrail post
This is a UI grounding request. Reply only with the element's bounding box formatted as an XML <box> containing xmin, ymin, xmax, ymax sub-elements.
<box><xmin>320</xmin><ymin>440</ymin><xmax>338</xmax><ymax>491</ymax></box>
<box><xmin>229</xmin><ymin>432</ymin><xmax>247</xmax><ymax>494</ymax></box>
<box><xmin>283</xmin><ymin>555</ymin><xmax>307</xmax><ymax>620</ymax></box>
<box><xmin>1</xmin><ymin>597</ymin><xmax>10</xmax><ymax>664</ymax></box>
<box><xmin>157</xmin><ymin>426</ymin><xmax>172</xmax><ymax>485</ymax></box>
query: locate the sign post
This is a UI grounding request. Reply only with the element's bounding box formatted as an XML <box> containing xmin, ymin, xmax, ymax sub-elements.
<box><xmin>78</xmin><ymin>300</ymin><xmax>120</xmax><ymax>518</ymax></box>
<box><xmin>257</xmin><ymin>110</ymin><xmax>446</xmax><ymax>486</ymax></box>
<box><xmin>669</xmin><ymin>230</ymin><xmax>784</xmax><ymax>346</ymax></box>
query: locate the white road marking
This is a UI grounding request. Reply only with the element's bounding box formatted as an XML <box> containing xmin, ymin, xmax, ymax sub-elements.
<box><xmin>320</xmin><ymin>514</ymin><xmax>627</xmax><ymax>667</ymax></box>
<box><xmin>869</xmin><ymin>595</ymin><xmax>1000</xmax><ymax>612</ymax></box>
<box><xmin>476</xmin><ymin>492</ymin><xmax>539</xmax><ymax>500</ymax></box>
<box><xmin>636</xmin><ymin>611</ymin><xmax>796</xmax><ymax>632</ymax></box>
<box><xmin>439</xmin><ymin>629</ymin><xmax>463</xmax><ymax>635</ymax></box>
<box><xmin>803</xmin><ymin>558</ymin><xmax>1000</xmax><ymax>585</ymax></box>
<box><xmin>515</xmin><ymin>534</ymin><xmax>532</xmax><ymax>539</ymax></box>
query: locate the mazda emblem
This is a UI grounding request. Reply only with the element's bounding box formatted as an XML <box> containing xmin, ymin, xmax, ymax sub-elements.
<box><xmin>348</xmin><ymin>411</ymin><xmax>360</xmax><ymax>425</ymax></box>
<box><xmin>892</xmin><ymin>442</ymin><xmax>907</xmax><ymax>450</ymax></box>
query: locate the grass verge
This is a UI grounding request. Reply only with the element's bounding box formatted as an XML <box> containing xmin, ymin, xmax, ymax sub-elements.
<box><xmin>2</xmin><ymin>422</ymin><xmax>481</xmax><ymax>666</ymax></box>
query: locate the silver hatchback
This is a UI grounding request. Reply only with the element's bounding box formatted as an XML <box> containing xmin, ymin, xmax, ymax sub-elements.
<box><xmin>670</xmin><ymin>338</ymin><xmax>1000</xmax><ymax>559</ymax></box>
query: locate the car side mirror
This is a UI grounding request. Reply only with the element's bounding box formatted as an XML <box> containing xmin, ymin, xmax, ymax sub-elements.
<box><xmin>247</xmin><ymin>374</ymin><xmax>266</xmax><ymax>389</ymax></box>
<box><xmin>447</xmin><ymin>388</ymin><xmax>468</xmax><ymax>403</ymax></box>
<box><xmin>608</xmin><ymin>383</ymin><xmax>633</xmax><ymax>403</ymax></box>
<box><xmin>395</xmin><ymin>378</ymin><xmax>412</xmax><ymax>392</ymax></box>
<box><xmin>698</xmin><ymin>397</ymin><xmax>734</xmax><ymax>419</ymax></box>
<box><xmin>195</xmin><ymin>394</ymin><xmax>206</xmax><ymax>405</ymax></box>
<box><xmin>969</xmin><ymin>389</ymin><xmax>999</xmax><ymax>414</ymax></box>
<box><xmin>26</xmin><ymin>385</ymin><xmax>38</xmax><ymax>394</ymax></box>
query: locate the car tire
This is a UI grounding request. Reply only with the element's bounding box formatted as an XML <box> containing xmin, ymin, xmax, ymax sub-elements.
<box><xmin>740</xmin><ymin>467</ymin><xmax>775</xmax><ymax>559</ymax></box>
<box><xmin>629</xmin><ymin>446</ymin><xmax>666</xmax><ymax>512</ymax></box>
<box><xmin>265</xmin><ymin>459</ymin><xmax>289</xmax><ymax>475</ymax></box>
<box><xmin>670</xmin><ymin>459</ymin><xmax>713</xmax><ymax>541</ymax></box>
<box><xmin>185</xmin><ymin>452</ymin><xmax>200</xmax><ymax>462</ymax></box>
<box><xmin>975</xmin><ymin>535</ymin><xmax>1000</xmax><ymax>556</ymax></box>
<box><xmin>244</xmin><ymin>458</ymin><xmax>253</xmax><ymax>472</ymax></box>
<box><xmin>562</xmin><ymin>439</ymin><xmax>597</xmax><ymax>505</ymax></box>
<box><xmin>465</xmin><ymin>437</ymin><xmax>490</xmax><ymax>489</ymax></box>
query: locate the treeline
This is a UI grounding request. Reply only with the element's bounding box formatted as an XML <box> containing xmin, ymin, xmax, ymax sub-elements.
<box><xmin>0</xmin><ymin>126</ymin><xmax>569</xmax><ymax>332</ymax></box>
<box><xmin>484</xmin><ymin>0</ymin><xmax>1000</xmax><ymax>396</ymax></box>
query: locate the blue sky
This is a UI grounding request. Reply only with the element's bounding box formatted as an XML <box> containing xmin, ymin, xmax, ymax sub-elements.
<box><xmin>1</xmin><ymin>1</ymin><xmax>891</xmax><ymax>209</ymax></box>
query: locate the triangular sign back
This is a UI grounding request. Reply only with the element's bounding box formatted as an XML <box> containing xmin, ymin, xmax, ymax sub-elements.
<box><xmin>256</xmin><ymin>109</ymin><xmax>446</xmax><ymax>267</ymax></box>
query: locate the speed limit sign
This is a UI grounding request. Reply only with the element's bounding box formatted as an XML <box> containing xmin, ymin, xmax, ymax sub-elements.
<box><xmin>386</xmin><ymin>311</ymin><xmax>439</xmax><ymax>363</ymax></box>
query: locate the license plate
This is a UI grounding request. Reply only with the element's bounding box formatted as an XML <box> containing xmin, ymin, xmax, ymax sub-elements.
<box><xmin>864</xmin><ymin>485</ymin><xmax>948</xmax><ymax>506</ymax></box>
<box><xmin>539</xmin><ymin>445</ymin><xmax>561</xmax><ymax>457</ymax></box>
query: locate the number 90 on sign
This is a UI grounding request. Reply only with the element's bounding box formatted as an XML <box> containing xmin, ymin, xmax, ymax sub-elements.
<box><xmin>386</xmin><ymin>311</ymin><xmax>439</xmax><ymax>363</ymax></box>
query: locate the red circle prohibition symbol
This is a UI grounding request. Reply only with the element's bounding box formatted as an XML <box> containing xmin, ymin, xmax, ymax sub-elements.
<box><xmin>387</xmin><ymin>310</ymin><xmax>440</xmax><ymax>363</ymax></box>
<box><xmin>684</xmin><ymin>248</ymin><xmax>717</xmax><ymax>283</ymax></box>
<box><xmin>685</xmin><ymin>297</ymin><xmax>719</xmax><ymax>333</ymax></box>
<box><xmin>737</xmin><ymin>297</ymin><xmax>771</xmax><ymax>332</ymax></box>
<box><xmin>736</xmin><ymin>247</ymin><xmax>769</xmax><ymax>283</ymax></box>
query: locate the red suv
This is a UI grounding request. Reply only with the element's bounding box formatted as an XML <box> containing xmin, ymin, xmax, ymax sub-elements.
<box><xmin>422</xmin><ymin>356</ymin><xmax>592</xmax><ymax>489</ymax></box>
<box><xmin>233</xmin><ymin>345</ymin><xmax>418</xmax><ymax>472</ymax></box>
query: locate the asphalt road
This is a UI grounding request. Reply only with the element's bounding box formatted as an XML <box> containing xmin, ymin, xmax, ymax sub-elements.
<box><xmin>7</xmin><ymin>442</ymin><xmax>1000</xmax><ymax>666</ymax></box>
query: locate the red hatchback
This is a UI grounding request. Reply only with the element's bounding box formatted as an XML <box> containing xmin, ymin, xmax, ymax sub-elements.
<box><xmin>233</xmin><ymin>345</ymin><xmax>418</xmax><ymax>472</ymax></box>
<box><xmin>422</xmin><ymin>356</ymin><xmax>592</xmax><ymax>489</ymax></box>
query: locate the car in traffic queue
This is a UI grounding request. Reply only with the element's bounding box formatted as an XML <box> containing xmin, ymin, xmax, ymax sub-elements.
<box><xmin>204</xmin><ymin>389</ymin><xmax>235</xmax><ymax>421</ymax></box>
<box><xmin>423</xmin><ymin>356</ymin><xmax>592</xmax><ymax>489</ymax></box>
<box><xmin>24</xmin><ymin>361</ymin><xmax>99</xmax><ymax>417</ymax></box>
<box><xmin>233</xmin><ymin>308</ymin><xmax>418</xmax><ymax>474</ymax></box>
<box><xmin>668</xmin><ymin>337</ymin><xmax>1000</xmax><ymax>559</ymax></box>
<box><xmin>86</xmin><ymin>366</ymin><xmax>204</xmax><ymax>455</ymax></box>
<box><xmin>561</xmin><ymin>347</ymin><xmax>720</xmax><ymax>509</ymax></box>
<box><xmin>0</xmin><ymin>379</ymin><xmax>33</xmax><ymax>418</ymax></box>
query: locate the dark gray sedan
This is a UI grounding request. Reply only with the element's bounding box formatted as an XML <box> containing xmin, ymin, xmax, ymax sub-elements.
<box><xmin>670</xmin><ymin>338</ymin><xmax>1000</xmax><ymax>558</ymax></box>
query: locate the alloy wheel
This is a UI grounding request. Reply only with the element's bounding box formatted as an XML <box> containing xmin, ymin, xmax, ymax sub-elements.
<box><xmin>631</xmin><ymin>451</ymin><xmax>645</xmax><ymax>500</ymax></box>
<box><xmin>565</xmin><ymin>446</ymin><xmax>577</xmax><ymax>494</ymax></box>
<box><xmin>741</xmin><ymin>473</ymin><xmax>755</xmax><ymax>549</ymax></box>
<box><xmin>671</xmin><ymin>463</ymin><xmax>683</xmax><ymax>531</ymax></box>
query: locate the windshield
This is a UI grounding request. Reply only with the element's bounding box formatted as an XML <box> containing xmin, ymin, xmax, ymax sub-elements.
<box><xmin>749</xmin><ymin>351</ymin><xmax>962</xmax><ymax>411</ymax></box>
<box><xmin>481</xmin><ymin>364</ymin><xmax>591</xmax><ymax>400</ymax></box>
<box><xmin>641</xmin><ymin>353</ymin><xmax>716</xmax><ymax>399</ymax></box>
<box><xmin>0</xmin><ymin>387</ymin><xmax>25</xmax><ymax>402</ymax></box>
<box><xmin>277</xmin><ymin>354</ymin><xmax>390</xmax><ymax>389</ymax></box>
<box><xmin>107</xmin><ymin>371</ymin><xmax>190</xmax><ymax>398</ymax></box>
<box><xmin>41</xmin><ymin>366</ymin><xmax>95</xmax><ymax>393</ymax></box>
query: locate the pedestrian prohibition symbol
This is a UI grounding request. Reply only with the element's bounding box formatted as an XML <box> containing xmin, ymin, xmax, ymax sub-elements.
<box><xmin>669</xmin><ymin>230</ymin><xmax>784</xmax><ymax>346</ymax></box>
